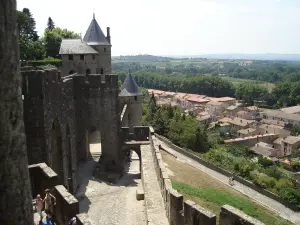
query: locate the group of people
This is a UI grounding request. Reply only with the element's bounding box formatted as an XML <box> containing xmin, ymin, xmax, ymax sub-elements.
<box><xmin>34</xmin><ymin>189</ymin><xmax>77</xmax><ymax>225</ymax></box>
<box><xmin>35</xmin><ymin>189</ymin><xmax>57</xmax><ymax>225</ymax></box>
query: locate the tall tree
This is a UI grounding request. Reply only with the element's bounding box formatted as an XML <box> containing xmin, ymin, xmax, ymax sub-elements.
<box><xmin>17</xmin><ymin>8</ymin><xmax>41</xmax><ymax>60</ymax></box>
<box><xmin>47</xmin><ymin>17</ymin><xmax>55</xmax><ymax>30</ymax></box>
<box><xmin>17</xmin><ymin>8</ymin><xmax>38</xmax><ymax>41</ymax></box>
<box><xmin>0</xmin><ymin>0</ymin><xmax>33</xmax><ymax>224</ymax></box>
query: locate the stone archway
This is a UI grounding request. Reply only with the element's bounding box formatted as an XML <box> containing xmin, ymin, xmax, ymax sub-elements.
<box><xmin>51</xmin><ymin>119</ymin><xmax>64</xmax><ymax>184</ymax></box>
<box><xmin>66</xmin><ymin>125</ymin><xmax>73</xmax><ymax>193</ymax></box>
<box><xmin>88</xmin><ymin>126</ymin><xmax>101</xmax><ymax>160</ymax></box>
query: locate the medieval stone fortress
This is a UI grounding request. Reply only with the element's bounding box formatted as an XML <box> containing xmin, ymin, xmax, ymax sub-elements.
<box><xmin>1</xmin><ymin>1</ymin><xmax>300</xmax><ymax>225</ymax></box>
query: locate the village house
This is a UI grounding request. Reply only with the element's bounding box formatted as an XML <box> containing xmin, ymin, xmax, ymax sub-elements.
<box><xmin>237</xmin><ymin>128</ymin><xmax>258</xmax><ymax>138</ymax></box>
<box><xmin>280</xmin><ymin>105</ymin><xmax>300</xmax><ymax>115</ymax></box>
<box><xmin>258</xmin><ymin>124</ymin><xmax>291</xmax><ymax>137</ymax></box>
<box><xmin>262</xmin><ymin>110</ymin><xmax>300</xmax><ymax>126</ymax></box>
<box><xmin>220</xmin><ymin>117</ymin><xmax>255</xmax><ymax>130</ymax></box>
<box><xmin>273</xmin><ymin>136</ymin><xmax>300</xmax><ymax>157</ymax></box>
<box><xmin>250</xmin><ymin>142</ymin><xmax>280</xmax><ymax>158</ymax></box>
<box><xmin>206</xmin><ymin>101</ymin><xmax>225</xmax><ymax>121</ymax></box>
<box><xmin>226</xmin><ymin>104</ymin><xmax>242</xmax><ymax>117</ymax></box>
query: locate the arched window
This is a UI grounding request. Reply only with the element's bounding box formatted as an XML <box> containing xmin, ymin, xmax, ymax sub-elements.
<box><xmin>100</xmin><ymin>68</ymin><xmax>104</xmax><ymax>74</ymax></box>
<box><xmin>86</xmin><ymin>68</ymin><xmax>91</xmax><ymax>76</ymax></box>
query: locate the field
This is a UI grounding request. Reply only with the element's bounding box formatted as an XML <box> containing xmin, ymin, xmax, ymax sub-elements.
<box><xmin>222</xmin><ymin>76</ymin><xmax>275</xmax><ymax>92</ymax></box>
<box><xmin>161</xmin><ymin>151</ymin><xmax>293</xmax><ymax>225</ymax></box>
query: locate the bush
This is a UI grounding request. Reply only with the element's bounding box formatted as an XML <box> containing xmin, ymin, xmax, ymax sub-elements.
<box><xmin>29</xmin><ymin>59</ymin><xmax>62</xmax><ymax>67</ymax></box>
<box><xmin>279</xmin><ymin>188</ymin><xmax>300</xmax><ymax>205</ymax></box>
<box><xmin>258</xmin><ymin>156</ymin><xmax>273</xmax><ymax>167</ymax></box>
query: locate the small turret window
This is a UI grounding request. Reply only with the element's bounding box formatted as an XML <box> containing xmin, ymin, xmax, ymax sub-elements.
<box><xmin>104</xmin><ymin>48</ymin><xmax>106</xmax><ymax>52</ymax></box>
<box><xmin>68</xmin><ymin>55</ymin><xmax>73</xmax><ymax>60</ymax></box>
<box><xmin>134</xmin><ymin>96</ymin><xmax>137</xmax><ymax>101</ymax></box>
<box><xmin>80</xmin><ymin>54</ymin><xmax>84</xmax><ymax>60</ymax></box>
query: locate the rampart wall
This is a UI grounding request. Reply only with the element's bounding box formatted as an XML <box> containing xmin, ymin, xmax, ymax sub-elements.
<box><xmin>149</xmin><ymin>129</ymin><xmax>265</xmax><ymax>225</ymax></box>
<box><xmin>155</xmin><ymin>133</ymin><xmax>300</xmax><ymax>212</ymax></box>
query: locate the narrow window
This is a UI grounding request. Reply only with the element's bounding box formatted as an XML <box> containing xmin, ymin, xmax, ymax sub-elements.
<box><xmin>92</xmin><ymin>55</ymin><xmax>96</xmax><ymax>60</ymax></box>
<box><xmin>100</xmin><ymin>68</ymin><xmax>104</xmax><ymax>74</ymax></box>
<box><xmin>68</xmin><ymin>55</ymin><xmax>73</xmax><ymax>60</ymax></box>
<box><xmin>80</xmin><ymin>54</ymin><xmax>84</xmax><ymax>60</ymax></box>
<box><xmin>134</xmin><ymin>96</ymin><xmax>137</xmax><ymax>101</ymax></box>
<box><xmin>104</xmin><ymin>48</ymin><xmax>106</xmax><ymax>52</ymax></box>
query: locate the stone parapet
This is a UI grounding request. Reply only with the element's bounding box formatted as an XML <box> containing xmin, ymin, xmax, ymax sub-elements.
<box><xmin>220</xmin><ymin>205</ymin><xmax>265</xmax><ymax>225</ymax></box>
<box><xmin>53</xmin><ymin>185</ymin><xmax>79</xmax><ymax>225</ymax></box>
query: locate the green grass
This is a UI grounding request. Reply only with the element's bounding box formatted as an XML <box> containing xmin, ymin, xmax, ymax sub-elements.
<box><xmin>172</xmin><ymin>180</ymin><xmax>293</xmax><ymax>225</ymax></box>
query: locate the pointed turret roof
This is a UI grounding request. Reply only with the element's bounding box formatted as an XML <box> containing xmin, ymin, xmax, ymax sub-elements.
<box><xmin>83</xmin><ymin>14</ymin><xmax>110</xmax><ymax>46</ymax></box>
<box><xmin>119</xmin><ymin>74</ymin><xmax>142</xmax><ymax>97</ymax></box>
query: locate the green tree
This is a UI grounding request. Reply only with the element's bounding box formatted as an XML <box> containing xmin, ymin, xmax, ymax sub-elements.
<box><xmin>194</xmin><ymin>125</ymin><xmax>209</xmax><ymax>153</ymax></box>
<box><xmin>17</xmin><ymin>8</ymin><xmax>41</xmax><ymax>60</ymax></box>
<box><xmin>47</xmin><ymin>17</ymin><xmax>55</xmax><ymax>30</ymax></box>
<box><xmin>147</xmin><ymin>93</ymin><xmax>157</xmax><ymax>122</ymax></box>
<box><xmin>43</xmin><ymin>27</ymin><xmax>80</xmax><ymax>58</ymax></box>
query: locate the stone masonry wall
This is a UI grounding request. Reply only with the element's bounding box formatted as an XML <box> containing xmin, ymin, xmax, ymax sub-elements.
<box><xmin>22</xmin><ymin>69</ymin><xmax>77</xmax><ymax>192</ymax></box>
<box><xmin>148</xmin><ymin>127</ymin><xmax>265</xmax><ymax>225</ymax></box>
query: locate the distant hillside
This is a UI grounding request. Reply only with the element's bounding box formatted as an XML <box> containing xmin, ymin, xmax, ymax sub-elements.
<box><xmin>112</xmin><ymin>54</ymin><xmax>176</xmax><ymax>62</ymax></box>
<box><xmin>168</xmin><ymin>54</ymin><xmax>300</xmax><ymax>61</ymax></box>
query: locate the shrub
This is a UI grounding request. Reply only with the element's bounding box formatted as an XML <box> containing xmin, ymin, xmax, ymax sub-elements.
<box><xmin>258</xmin><ymin>156</ymin><xmax>273</xmax><ymax>167</ymax></box>
<box><xmin>279</xmin><ymin>188</ymin><xmax>300</xmax><ymax>205</ymax></box>
<box><xmin>29</xmin><ymin>59</ymin><xmax>62</xmax><ymax>67</ymax></box>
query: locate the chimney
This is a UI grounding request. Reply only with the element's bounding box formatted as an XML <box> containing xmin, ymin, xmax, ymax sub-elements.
<box><xmin>106</xmin><ymin>27</ymin><xmax>111</xmax><ymax>44</ymax></box>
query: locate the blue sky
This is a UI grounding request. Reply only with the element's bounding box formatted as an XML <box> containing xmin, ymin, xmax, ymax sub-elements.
<box><xmin>17</xmin><ymin>0</ymin><xmax>300</xmax><ymax>56</ymax></box>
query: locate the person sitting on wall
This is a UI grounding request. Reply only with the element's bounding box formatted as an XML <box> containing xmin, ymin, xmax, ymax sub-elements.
<box><xmin>43</xmin><ymin>189</ymin><xmax>56</xmax><ymax>216</ymax></box>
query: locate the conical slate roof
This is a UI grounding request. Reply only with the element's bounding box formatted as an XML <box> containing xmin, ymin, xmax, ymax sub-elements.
<box><xmin>83</xmin><ymin>14</ymin><xmax>110</xmax><ymax>46</ymax></box>
<box><xmin>119</xmin><ymin>74</ymin><xmax>142</xmax><ymax>97</ymax></box>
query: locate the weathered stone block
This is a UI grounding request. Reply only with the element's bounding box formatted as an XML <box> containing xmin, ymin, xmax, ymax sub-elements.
<box><xmin>220</xmin><ymin>205</ymin><xmax>265</xmax><ymax>225</ymax></box>
<box><xmin>193</xmin><ymin>204</ymin><xmax>216</xmax><ymax>225</ymax></box>
<box><xmin>184</xmin><ymin>200</ymin><xmax>196</xmax><ymax>225</ymax></box>
<box><xmin>169</xmin><ymin>189</ymin><xmax>183</xmax><ymax>225</ymax></box>
<box><xmin>136</xmin><ymin>189</ymin><xmax>145</xmax><ymax>200</ymax></box>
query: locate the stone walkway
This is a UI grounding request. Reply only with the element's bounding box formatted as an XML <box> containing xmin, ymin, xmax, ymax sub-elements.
<box><xmin>141</xmin><ymin>145</ymin><xmax>169</xmax><ymax>225</ymax></box>
<box><xmin>158</xmin><ymin>140</ymin><xmax>300</xmax><ymax>225</ymax></box>
<box><xmin>75</xmin><ymin>147</ymin><xmax>146</xmax><ymax>225</ymax></box>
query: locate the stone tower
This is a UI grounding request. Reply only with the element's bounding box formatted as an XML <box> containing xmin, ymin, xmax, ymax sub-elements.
<box><xmin>83</xmin><ymin>13</ymin><xmax>112</xmax><ymax>75</ymax></box>
<box><xmin>119</xmin><ymin>73</ymin><xmax>143</xmax><ymax>127</ymax></box>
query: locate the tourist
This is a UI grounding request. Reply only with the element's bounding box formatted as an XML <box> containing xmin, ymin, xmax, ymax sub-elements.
<box><xmin>43</xmin><ymin>216</ymin><xmax>53</xmax><ymax>225</ymax></box>
<box><xmin>43</xmin><ymin>189</ymin><xmax>56</xmax><ymax>215</ymax></box>
<box><xmin>69</xmin><ymin>217</ymin><xmax>77</xmax><ymax>225</ymax></box>
<box><xmin>36</xmin><ymin>194</ymin><xmax>44</xmax><ymax>222</ymax></box>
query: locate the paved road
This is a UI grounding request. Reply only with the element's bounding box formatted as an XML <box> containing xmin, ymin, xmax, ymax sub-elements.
<box><xmin>158</xmin><ymin>140</ymin><xmax>300</xmax><ymax>225</ymax></box>
<box><xmin>75</xmin><ymin>149</ymin><xmax>147</xmax><ymax>225</ymax></box>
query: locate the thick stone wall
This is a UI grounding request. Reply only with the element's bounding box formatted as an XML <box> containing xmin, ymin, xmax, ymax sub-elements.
<box><xmin>22</xmin><ymin>69</ymin><xmax>78</xmax><ymax>192</ymax></box>
<box><xmin>149</xmin><ymin>128</ymin><xmax>265</xmax><ymax>225</ymax></box>
<box><xmin>87</xmin><ymin>74</ymin><xmax>123</xmax><ymax>170</ymax></box>
<box><xmin>155</xmin><ymin>133</ymin><xmax>300</xmax><ymax>212</ymax></box>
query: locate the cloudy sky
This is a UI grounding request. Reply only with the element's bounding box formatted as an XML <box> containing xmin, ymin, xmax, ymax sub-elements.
<box><xmin>17</xmin><ymin>0</ymin><xmax>300</xmax><ymax>56</ymax></box>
